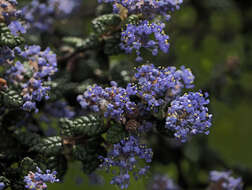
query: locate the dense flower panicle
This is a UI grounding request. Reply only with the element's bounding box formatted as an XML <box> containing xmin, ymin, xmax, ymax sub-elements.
<box><xmin>7</xmin><ymin>45</ymin><xmax>58</xmax><ymax>112</ymax></box>
<box><xmin>209</xmin><ymin>171</ymin><xmax>243</xmax><ymax>190</ymax></box>
<box><xmin>99</xmin><ymin>136</ymin><xmax>153</xmax><ymax>189</ymax></box>
<box><xmin>98</xmin><ymin>0</ymin><xmax>183</xmax><ymax>61</ymax></box>
<box><xmin>78</xmin><ymin>64</ymin><xmax>195</xmax><ymax>118</ymax></box>
<box><xmin>22</xmin><ymin>0</ymin><xmax>81</xmax><ymax>32</ymax></box>
<box><xmin>134</xmin><ymin>64</ymin><xmax>194</xmax><ymax>110</ymax></box>
<box><xmin>0</xmin><ymin>0</ymin><xmax>26</xmax><ymax>35</ymax></box>
<box><xmin>77</xmin><ymin>81</ymin><xmax>137</xmax><ymax>122</ymax></box>
<box><xmin>120</xmin><ymin>21</ymin><xmax>170</xmax><ymax>61</ymax></box>
<box><xmin>98</xmin><ymin>0</ymin><xmax>183</xmax><ymax>19</ymax></box>
<box><xmin>148</xmin><ymin>174</ymin><xmax>180</xmax><ymax>190</ymax></box>
<box><xmin>165</xmin><ymin>91</ymin><xmax>212</xmax><ymax>142</ymax></box>
<box><xmin>24</xmin><ymin>167</ymin><xmax>59</xmax><ymax>190</ymax></box>
<box><xmin>78</xmin><ymin>64</ymin><xmax>212</xmax><ymax>142</ymax></box>
<box><xmin>0</xmin><ymin>182</ymin><xmax>4</xmax><ymax>190</ymax></box>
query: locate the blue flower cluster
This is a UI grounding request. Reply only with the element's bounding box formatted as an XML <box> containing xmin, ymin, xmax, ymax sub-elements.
<box><xmin>98</xmin><ymin>0</ymin><xmax>183</xmax><ymax>61</ymax></box>
<box><xmin>120</xmin><ymin>21</ymin><xmax>169</xmax><ymax>61</ymax></box>
<box><xmin>0</xmin><ymin>0</ymin><xmax>25</xmax><ymax>74</ymax></box>
<box><xmin>0</xmin><ymin>0</ymin><xmax>59</xmax><ymax>113</ymax></box>
<box><xmin>7</xmin><ymin>45</ymin><xmax>58</xmax><ymax>112</ymax></box>
<box><xmin>98</xmin><ymin>0</ymin><xmax>183</xmax><ymax>18</ymax></box>
<box><xmin>209</xmin><ymin>171</ymin><xmax>243</xmax><ymax>190</ymax></box>
<box><xmin>78</xmin><ymin>64</ymin><xmax>194</xmax><ymax>112</ymax></box>
<box><xmin>22</xmin><ymin>0</ymin><xmax>81</xmax><ymax>32</ymax></box>
<box><xmin>24</xmin><ymin>167</ymin><xmax>59</xmax><ymax>190</ymax></box>
<box><xmin>77</xmin><ymin>81</ymin><xmax>137</xmax><ymax>122</ymax></box>
<box><xmin>78</xmin><ymin>64</ymin><xmax>211</xmax><ymax>142</ymax></box>
<box><xmin>166</xmin><ymin>92</ymin><xmax>212</xmax><ymax>142</ymax></box>
<box><xmin>134</xmin><ymin>64</ymin><xmax>194</xmax><ymax>110</ymax></box>
<box><xmin>148</xmin><ymin>174</ymin><xmax>180</xmax><ymax>190</ymax></box>
<box><xmin>99</xmin><ymin>136</ymin><xmax>153</xmax><ymax>189</ymax></box>
<box><xmin>0</xmin><ymin>0</ymin><xmax>26</xmax><ymax>35</ymax></box>
<box><xmin>0</xmin><ymin>182</ymin><xmax>4</xmax><ymax>190</ymax></box>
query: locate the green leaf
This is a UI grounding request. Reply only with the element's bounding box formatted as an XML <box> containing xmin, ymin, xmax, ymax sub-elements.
<box><xmin>63</xmin><ymin>34</ymin><xmax>99</xmax><ymax>50</ymax></box>
<box><xmin>19</xmin><ymin>157</ymin><xmax>38</xmax><ymax>176</ymax></box>
<box><xmin>59</xmin><ymin>118</ymin><xmax>75</xmax><ymax>137</ymax></box>
<box><xmin>32</xmin><ymin>136</ymin><xmax>63</xmax><ymax>156</ymax></box>
<box><xmin>1</xmin><ymin>89</ymin><xmax>23</xmax><ymax>108</ymax></box>
<box><xmin>14</xmin><ymin>131</ymin><xmax>41</xmax><ymax>148</ymax></box>
<box><xmin>41</xmin><ymin>155</ymin><xmax>68</xmax><ymax>179</ymax></box>
<box><xmin>92</xmin><ymin>14</ymin><xmax>121</xmax><ymax>35</ymax></box>
<box><xmin>60</xmin><ymin>115</ymin><xmax>105</xmax><ymax>137</ymax></box>
<box><xmin>72</xmin><ymin>137</ymin><xmax>106</xmax><ymax>174</ymax></box>
<box><xmin>73</xmin><ymin>115</ymin><xmax>105</xmax><ymax>137</ymax></box>
<box><xmin>106</xmin><ymin>125</ymin><xmax>128</xmax><ymax>144</ymax></box>
<box><xmin>0</xmin><ymin>176</ymin><xmax>10</xmax><ymax>186</ymax></box>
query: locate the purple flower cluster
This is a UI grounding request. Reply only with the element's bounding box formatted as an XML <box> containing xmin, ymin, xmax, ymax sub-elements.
<box><xmin>78</xmin><ymin>64</ymin><xmax>212</xmax><ymax>142</ymax></box>
<box><xmin>134</xmin><ymin>64</ymin><xmax>194</xmax><ymax>110</ymax></box>
<box><xmin>120</xmin><ymin>21</ymin><xmax>170</xmax><ymax>61</ymax></box>
<box><xmin>24</xmin><ymin>167</ymin><xmax>59</xmax><ymax>190</ymax></box>
<box><xmin>7</xmin><ymin>45</ymin><xmax>58</xmax><ymax>112</ymax></box>
<box><xmin>98</xmin><ymin>0</ymin><xmax>183</xmax><ymax>60</ymax></box>
<box><xmin>98</xmin><ymin>0</ymin><xmax>183</xmax><ymax>19</ymax></box>
<box><xmin>78</xmin><ymin>64</ymin><xmax>195</xmax><ymax>119</ymax></box>
<box><xmin>209</xmin><ymin>171</ymin><xmax>243</xmax><ymax>190</ymax></box>
<box><xmin>148</xmin><ymin>174</ymin><xmax>180</xmax><ymax>190</ymax></box>
<box><xmin>8</xmin><ymin>20</ymin><xmax>26</xmax><ymax>36</ymax></box>
<box><xmin>22</xmin><ymin>0</ymin><xmax>81</xmax><ymax>32</ymax></box>
<box><xmin>0</xmin><ymin>0</ymin><xmax>26</xmax><ymax>36</ymax></box>
<box><xmin>166</xmin><ymin>92</ymin><xmax>212</xmax><ymax>142</ymax></box>
<box><xmin>0</xmin><ymin>182</ymin><xmax>4</xmax><ymax>190</ymax></box>
<box><xmin>77</xmin><ymin>81</ymin><xmax>137</xmax><ymax>122</ymax></box>
<box><xmin>99</xmin><ymin>136</ymin><xmax>153</xmax><ymax>189</ymax></box>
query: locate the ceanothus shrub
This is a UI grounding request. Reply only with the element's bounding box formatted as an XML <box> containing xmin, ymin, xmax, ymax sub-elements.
<box><xmin>0</xmin><ymin>0</ymin><xmax>247</xmax><ymax>190</ymax></box>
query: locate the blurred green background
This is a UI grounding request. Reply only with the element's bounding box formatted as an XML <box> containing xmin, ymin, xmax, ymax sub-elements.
<box><xmin>30</xmin><ymin>0</ymin><xmax>252</xmax><ymax>189</ymax></box>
